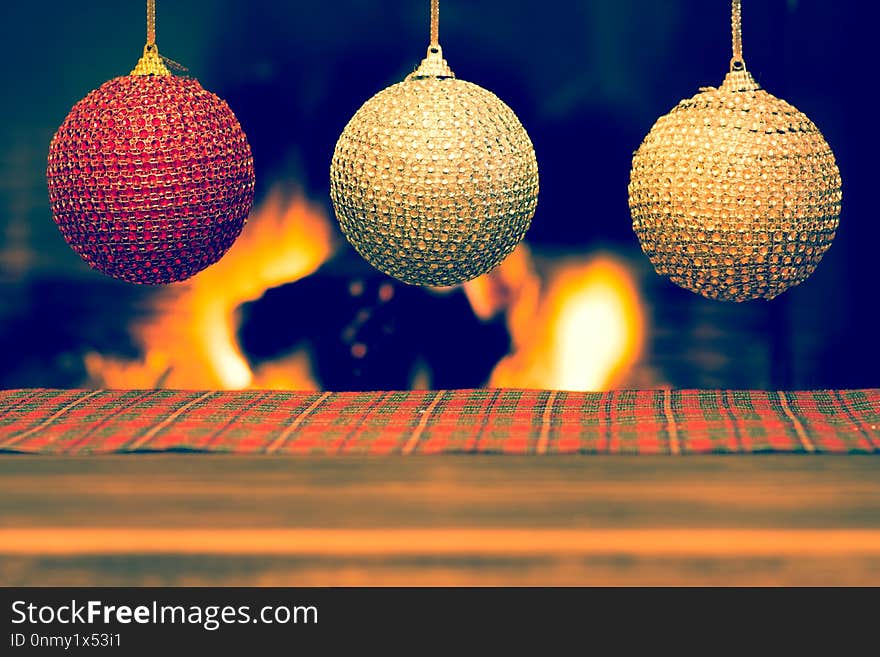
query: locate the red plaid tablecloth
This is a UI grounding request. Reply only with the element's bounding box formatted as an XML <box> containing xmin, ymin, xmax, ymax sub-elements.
<box><xmin>0</xmin><ymin>388</ymin><xmax>878</xmax><ymax>455</ymax></box>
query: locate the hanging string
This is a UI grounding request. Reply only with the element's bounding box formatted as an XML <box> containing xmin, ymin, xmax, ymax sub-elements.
<box><xmin>731</xmin><ymin>0</ymin><xmax>745</xmax><ymax>70</ymax></box>
<box><xmin>132</xmin><ymin>0</ymin><xmax>172</xmax><ymax>76</ymax></box>
<box><xmin>411</xmin><ymin>0</ymin><xmax>452</xmax><ymax>77</ymax></box>
<box><xmin>147</xmin><ymin>0</ymin><xmax>157</xmax><ymax>48</ymax></box>
<box><xmin>430</xmin><ymin>0</ymin><xmax>440</xmax><ymax>51</ymax></box>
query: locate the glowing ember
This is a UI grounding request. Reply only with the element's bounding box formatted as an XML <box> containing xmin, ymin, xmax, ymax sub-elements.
<box><xmin>85</xmin><ymin>185</ymin><xmax>337</xmax><ymax>390</ymax></box>
<box><xmin>465</xmin><ymin>249</ymin><xmax>646</xmax><ymax>391</ymax></box>
<box><xmin>546</xmin><ymin>258</ymin><xmax>645</xmax><ymax>390</ymax></box>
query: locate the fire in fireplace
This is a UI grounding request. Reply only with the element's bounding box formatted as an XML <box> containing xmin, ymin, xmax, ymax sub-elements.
<box><xmin>83</xmin><ymin>184</ymin><xmax>647</xmax><ymax>392</ymax></box>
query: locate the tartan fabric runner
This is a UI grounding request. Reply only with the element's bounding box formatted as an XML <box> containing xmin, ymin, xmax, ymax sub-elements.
<box><xmin>0</xmin><ymin>388</ymin><xmax>878</xmax><ymax>455</ymax></box>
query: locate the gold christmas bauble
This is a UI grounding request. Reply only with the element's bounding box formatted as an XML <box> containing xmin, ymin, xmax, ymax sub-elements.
<box><xmin>628</xmin><ymin>68</ymin><xmax>841</xmax><ymax>302</ymax></box>
<box><xmin>330</xmin><ymin>47</ymin><xmax>539</xmax><ymax>286</ymax></box>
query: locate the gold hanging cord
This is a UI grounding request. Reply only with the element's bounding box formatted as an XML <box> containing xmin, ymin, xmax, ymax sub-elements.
<box><xmin>430</xmin><ymin>0</ymin><xmax>440</xmax><ymax>49</ymax></box>
<box><xmin>411</xmin><ymin>0</ymin><xmax>454</xmax><ymax>79</ymax></box>
<box><xmin>722</xmin><ymin>0</ymin><xmax>759</xmax><ymax>90</ymax></box>
<box><xmin>731</xmin><ymin>0</ymin><xmax>745</xmax><ymax>71</ymax></box>
<box><xmin>132</xmin><ymin>0</ymin><xmax>172</xmax><ymax>76</ymax></box>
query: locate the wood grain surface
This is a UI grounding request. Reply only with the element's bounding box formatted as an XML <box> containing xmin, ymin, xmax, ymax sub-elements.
<box><xmin>1</xmin><ymin>455</ymin><xmax>879</xmax><ymax>585</ymax></box>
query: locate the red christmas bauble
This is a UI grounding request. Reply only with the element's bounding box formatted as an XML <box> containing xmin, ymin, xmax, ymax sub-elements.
<box><xmin>47</xmin><ymin>75</ymin><xmax>255</xmax><ymax>284</ymax></box>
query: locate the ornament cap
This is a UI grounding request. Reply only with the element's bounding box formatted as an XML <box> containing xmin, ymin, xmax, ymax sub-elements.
<box><xmin>131</xmin><ymin>44</ymin><xmax>171</xmax><ymax>77</ymax></box>
<box><xmin>408</xmin><ymin>45</ymin><xmax>455</xmax><ymax>80</ymax></box>
<box><xmin>720</xmin><ymin>68</ymin><xmax>760</xmax><ymax>92</ymax></box>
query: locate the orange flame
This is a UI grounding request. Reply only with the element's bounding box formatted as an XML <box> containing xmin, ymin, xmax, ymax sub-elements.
<box><xmin>85</xmin><ymin>185</ymin><xmax>337</xmax><ymax>390</ymax></box>
<box><xmin>86</xmin><ymin>183</ymin><xmax>644</xmax><ymax>392</ymax></box>
<box><xmin>464</xmin><ymin>247</ymin><xmax>646</xmax><ymax>391</ymax></box>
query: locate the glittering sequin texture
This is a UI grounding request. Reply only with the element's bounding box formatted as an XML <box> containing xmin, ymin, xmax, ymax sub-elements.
<box><xmin>628</xmin><ymin>70</ymin><xmax>841</xmax><ymax>301</ymax></box>
<box><xmin>47</xmin><ymin>76</ymin><xmax>255</xmax><ymax>285</ymax></box>
<box><xmin>330</xmin><ymin>74</ymin><xmax>539</xmax><ymax>287</ymax></box>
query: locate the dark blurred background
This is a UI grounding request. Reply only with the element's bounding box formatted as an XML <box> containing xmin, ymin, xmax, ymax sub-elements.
<box><xmin>0</xmin><ymin>0</ymin><xmax>877</xmax><ymax>392</ymax></box>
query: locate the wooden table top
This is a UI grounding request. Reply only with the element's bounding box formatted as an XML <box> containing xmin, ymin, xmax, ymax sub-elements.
<box><xmin>2</xmin><ymin>455</ymin><xmax>879</xmax><ymax>585</ymax></box>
